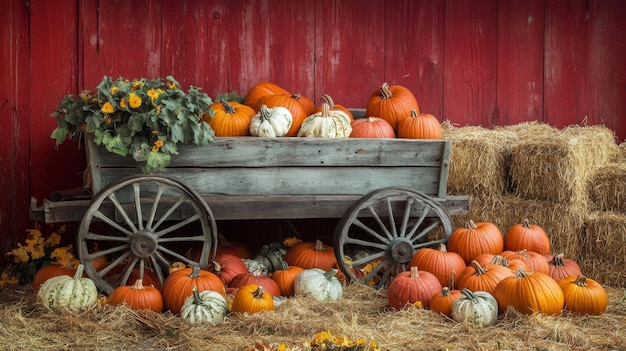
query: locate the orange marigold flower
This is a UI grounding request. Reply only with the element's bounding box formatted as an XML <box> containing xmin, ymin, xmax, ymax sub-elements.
<box><xmin>154</xmin><ymin>140</ymin><xmax>164</xmax><ymax>148</ymax></box>
<box><xmin>101</xmin><ymin>102</ymin><xmax>115</xmax><ymax>114</ymax></box>
<box><xmin>129</xmin><ymin>93</ymin><xmax>142</xmax><ymax>108</ymax></box>
<box><xmin>120</xmin><ymin>98</ymin><xmax>127</xmax><ymax>108</ymax></box>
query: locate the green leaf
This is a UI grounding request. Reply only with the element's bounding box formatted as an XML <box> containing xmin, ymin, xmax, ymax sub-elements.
<box><xmin>50</xmin><ymin>127</ymin><xmax>69</xmax><ymax>145</ymax></box>
<box><xmin>146</xmin><ymin>151</ymin><xmax>171</xmax><ymax>171</ymax></box>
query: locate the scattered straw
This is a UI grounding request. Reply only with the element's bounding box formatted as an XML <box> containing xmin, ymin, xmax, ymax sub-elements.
<box><xmin>1</xmin><ymin>283</ymin><xmax>625</xmax><ymax>350</ymax></box>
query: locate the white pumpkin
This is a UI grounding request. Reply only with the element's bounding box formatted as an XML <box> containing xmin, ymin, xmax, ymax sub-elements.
<box><xmin>180</xmin><ymin>287</ymin><xmax>229</xmax><ymax>325</ymax></box>
<box><xmin>294</xmin><ymin>268</ymin><xmax>343</xmax><ymax>301</ymax></box>
<box><xmin>297</xmin><ymin>102</ymin><xmax>352</xmax><ymax>138</ymax></box>
<box><xmin>249</xmin><ymin>104</ymin><xmax>293</xmax><ymax>137</ymax></box>
<box><xmin>451</xmin><ymin>288</ymin><xmax>498</xmax><ymax>327</ymax></box>
<box><xmin>37</xmin><ymin>264</ymin><xmax>98</xmax><ymax>312</ymax></box>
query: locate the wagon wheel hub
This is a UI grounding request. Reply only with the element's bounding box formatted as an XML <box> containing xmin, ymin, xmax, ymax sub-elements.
<box><xmin>130</xmin><ymin>230</ymin><xmax>158</xmax><ymax>258</ymax></box>
<box><xmin>389</xmin><ymin>238</ymin><xmax>415</xmax><ymax>264</ymax></box>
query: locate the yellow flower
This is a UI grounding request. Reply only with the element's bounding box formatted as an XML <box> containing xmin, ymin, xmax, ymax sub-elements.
<box><xmin>8</xmin><ymin>244</ymin><xmax>29</xmax><ymax>263</ymax></box>
<box><xmin>129</xmin><ymin>93</ymin><xmax>142</xmax><ymax>108</ymax></box>
<box><xmin>152</xmin><ymin>139</ymin><xmax>164</xmax><ymax>152</ymax></box>
<box><xmin>120</xmin><ymin>97</ymin><xmax>127</xmax><ymax>108</ymax></box>
<box><xmin>147</xmin><ymin>88</ymin><xmax>164</xmax><ymax>103</ymax></box>
<box><xmin>110</xmin><ymin>86</ymin><xmax>120</xmax><ymax>95</ymax></box>
<box><xmin>131</xmin><ymin>80</ymin><xmax>144</xmax><ymax>91</ymax></box>
<box><xmin>101</xmin><ymin>101</ymin><xmax>115</xmax><ymax>114</ymax></box>
<box><xmin>51</xmin><ymin>245</ymin><xmax>77</xmax><ymax>268</ymax></box>
<box><xmin>45</xmin><ymin>232</ymin><xmax>61</xmax><ymax>247</ymax></box>
<box><xmin>283</xmin><ymin>237</ymin><xmax>302</xmax><ymax>247</ymax></box>
<box><xmin>0</xmin><ymin>272</ymin><xmax>19</xmax><ymax>288</ymax></box>
<box><xmin>167</xmin><ymin>81</ymin><xmax>177</xmax><ymax>89</ymax></box>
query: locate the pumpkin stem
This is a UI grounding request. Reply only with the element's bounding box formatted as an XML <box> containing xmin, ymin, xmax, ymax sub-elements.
<box><xmin>220</xmin><ymin>100</ymin><xmax>235</xmax><ymax>114</ymax></box>
<box><xmin>521</xmin><ymin>218</ymin><xmax>531</xmax><ymax>228</ymax></box>
<box><xmin>379</xmin><ymin>82</ymin><xmax>392</xmax><ymax>99</ymax></box>
<box><xmin>437</xmin><ymin>243</ymin><xmax>448</xmax><ymax>252</ymax></box>
<box><xmin>574</xmin><ymin>274</ymin><xmax>588</xmax><ymax>287</ymax></box>
<box><xmin>189</xmin><ymin>266</ymin><xmax>202</xmax><ymax>278</ymax></box>
<box><xmin>514</xmin><ymin>268</ymin><xmax>531</xmax><ymax>278</ymax></box>
<box><xmin>74</xmin><ymin>264</ymin><xmax>85</xmax><ymax>280</ymax></box>
<box><xmin>131</xmin><ymin>278</ymin><xmax>145</xmax><ymax>290</ymax></box>
<box><xmin>441</xmin><ymin>286</ymin><xmax>451</xmax><ymax>297</ymax></box>
<box><xmin>447</xmin><ymin>270</ymin><xmax>457</xmax><ymax>289</ymax></box>
<box><xmin>409</xmin><ymin>266</ymin><xmax>419</xmax><ymax>278</ymax></box>
<box><xmin>191</xmin><ymin>286</ymin><xmax>201</xmax><ymax>304</ymax></box>
<box><xmin>211</xmin><ymin>261</ymin><xmax>223</xmax><ymax>272</ymax></box>
<box><xmin>314</xmin><ymin>239</ymin><xmax>326</xmax><ymax>251</ymax></box>
<box><xmin>325</xmin><ymin>268</ymin><xmax>339</xmax><ymax>280</ymax></box>
<box><xmin>410</xmin><ymin>109</ymin><xmax>418</xmax><ymax>117</ymax></box>
<box><xmin>320</xmin><ymin>103</ymin><xmax>331</xmax><ymax>117</ymax></box>
<box><xmin>469</xmin><ymin>260</ymin><xmax>488</xmax><ymax>275</ymax></box>
<box><xmin>460</xmin><ymin>288</ymin><xmax>476</xmax><ymax>300</ymax></box>
<box><xmin>252</xmin><ymin>285</ymin><xmax>266</xmax><ymax>299</ymax></box>
<box><xmin>279</xmin><ymin>260</ymin><xmax>289</xmax><ymax>270</ymax></box>
<box><xmin>549</xmin><ymin>253</ymin><xmax>566</xmax><ymax>267</ymax></box>
<box><xmin>259</xmin><ymin>104</ymin><xmax>271</xmax><ymax>120</ymax></box>
<box><xmin>491</xmin><ymin>255</ymin><xmax>510</xmax><ymax>267</ymax></box>
<box><xmin>466</xmin><ymin>220</ymin><xmax>478</xmax><ymax>229</ymax></box>
<box><xmin>320</xmin><ymin>94</ymin><xmax>335</xmax><ymax>107</ymax></box>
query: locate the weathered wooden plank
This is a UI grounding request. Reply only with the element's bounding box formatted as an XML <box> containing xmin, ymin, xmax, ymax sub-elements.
<box><xmin>442</xmin><ymin>0</ymin><xmax>498</xmax><ymax>126</ymax></box>
<box><xmin>91</xmin><ymin>137</ymin><xmax>450</xmax><ymax>168</ymax></box>
<box><xmin>33</xmin><ymin>195</ymin><xmax>469</xmax><ymax>223</ymax></box>
<box><xmin>384</xmin><ymin>0</ymin><xmax>446</xmax><ymax>116</ymax></box>
<box><xmin>496</xmin><ymin>0</ymin><xmax>544</xmax><ymax>125</ymax></box>
<box><xmin>98</xmin><ymin>166</ymin><xmax>444</xmax><ymax>197</ymax></box>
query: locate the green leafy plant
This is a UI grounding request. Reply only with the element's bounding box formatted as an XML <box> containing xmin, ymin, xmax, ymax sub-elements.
<box><xmin>51</xmin><ymin>75</ymin><xmax>215</xmax><ymax>172</ymax></box>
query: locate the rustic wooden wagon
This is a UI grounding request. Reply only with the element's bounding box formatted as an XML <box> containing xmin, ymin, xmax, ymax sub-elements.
<box><xmin>31</xmin><ymin>122</ymin><xmax>469</xmax><ymax>294</ymax></box>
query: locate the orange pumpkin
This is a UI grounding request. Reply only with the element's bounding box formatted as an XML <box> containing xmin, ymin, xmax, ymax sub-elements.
<box><xmin>558</xmin><ymin>274</ymin><xmax>607</xmax><ymax>315</ymax></box>
<box><xmin>548</xmin><ymin>253</ymin><xmax>582</xmax><ymax>281</ymax></box>
<box><xmin>271</xmin><ymin>263</ymin><xmax>304</xmax><ymax>297</ymax></box>
<box><xmin>387</xmin><ymin>266</ymin><xmax>442</xmax><ymax>309</ymax></box>
<box><xmin>33</xmin><ymin>263</ymin><xmax>76</xmax><ymax>293</ymax></box>
<box><xmin>457</xmin><ymin>260</ymin><xmax>514</xmax><ymax>296</ymax></box>
<box><xmin>504</xmin><ymin>219</ymin><xmax>551</xmax><ymax>255</ymax></box>
<box><xmin>231</xmin><ymin>284</ymin><xmax>275</xmax><ymax>314</ymax></box>
<box><xmin>350</xmin><ymin>117</ymin><xmax>395</xmax><ymax>138</ymax></box>
<box><xmin>396</xmin><ymin>110</ymin><xmax>442</xmax><ymax>140</ymax></box>
<box><xmin>447</xmin><ymin>220</ymin><xmax>504</xmax><ymax>265</ymax></box>
<box><xmin>243</xmin><ymin>81</ymin><xmax>290</xmax><ymax>108</ymax></box>
<box><xmin>206</xmin><ymin>253</ymin><xmax>248</xmax><ymax>286</ymax></box>
<box><xmin>109</xmin><ymin>278</ymin><xmax>163</xmax><ymax>313</ymax></box>
<box><xmin>161</xmin><ymin>266</ymin><xmax>225</xmax><ymax>314</ymax></box>
<box><xmin>365</xmin><ymin>82</ymin><xmax>419</xmax><ymax>132</ymax></box>
<box><xmin>283</xmin><ymin>239</ymin><xmax>337</xmax><ymax>271</ymax></box>
<box><xmin>429</xmin><ymin>286</ymin><xmax>463</xmax><ymax>317</ymax></box>
<box><xmin>229</xmin><ymin>269</ymin><xmax>281</xmax><ymax>297</ymax></box>
<box><xmin>409</xmin><ymin>243</ymin><xmax>466</xmax><ymax>289</ymax></box>
<box><xmin>494</xmin><ymin>269</ymin><xmax>564</xmax><ymax>315</ymax></box>
<box><xmin>500</xmin><ymin>249</ymin><xmax>550</xmax><ymax>275</ymax></box>
<box><xmin>206</xmin><ymin>100</ymin><xmax>256</xmax><ymax>136</ymax></box>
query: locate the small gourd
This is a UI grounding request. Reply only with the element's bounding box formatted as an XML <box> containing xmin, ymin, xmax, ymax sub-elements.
<box><xmin>180</xmin><ymin>287</ymin><xmax>229</xmax><ymax>325</ymax></box>
<box><xmin>294</xmin><ymin>268</ymin><xmax>343</xmax><ymax>301</ymax></box>
<box><xmin>297</xmin><ymin>103</ymin><xmax>352</xmax><ymax>138</ymax></box>
<box><xmin>451</xmin><ymin>288</ymin><xmax>498</xmax><ymax>327</ymax></box>
<box><xmin>37</xmin><ymin>264</ymin><xmax>98</xmax><ymax>312</ymax></box>
<box><xmin>249</xmin><ymin>104</ymin><xmax>292</xmax><ymax>137</ymax></box>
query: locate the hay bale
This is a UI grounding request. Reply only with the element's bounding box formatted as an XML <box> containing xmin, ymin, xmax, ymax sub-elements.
<box><xmin>508</xmin><ymin>124</ymin><xmax>618</xmax><ymax>205</ymax></box>
<box><xmin>588</xmin><ymin>164</ymin><xmax>626</xmax><ymax>213</ymax></box>
<box><xmin>442</xmin><ymin>121</ymin><xmax>514</xmax><ymax>196</ymax></box>
<box><xmin>579</xmin><ymin>212</ymin><xmax>626</xmax><ymax>287</ymax></box>
<box><xmin>452</xmin><ymin>194</ymin><xmax>585</xmax><ymax>260</ymax></box>
<box><xmin>619</xmin><ymin>142</ymin><xmax>626</xmax><ymax>162</ymax></box>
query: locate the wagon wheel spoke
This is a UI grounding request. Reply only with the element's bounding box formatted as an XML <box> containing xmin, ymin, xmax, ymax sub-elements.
<box><xmin>334</xmin><ymin>187</ymin><xmax>454</xmax><ymax>289</ymax></box>
<box><xmin>78</xmin><ymin>175</ymin><xmax>217</xmax><ymax>294</ymax></box>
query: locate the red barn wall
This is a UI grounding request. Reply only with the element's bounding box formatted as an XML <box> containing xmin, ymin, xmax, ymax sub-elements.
<box><xmin>1</xmin><ymin>0</ymin><xmax>625</xmax><ymax>262</ymax></box>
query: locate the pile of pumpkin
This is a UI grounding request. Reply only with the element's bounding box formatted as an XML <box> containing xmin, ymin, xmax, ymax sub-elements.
<box><xmin>31</xmin><ymin>218</ymin><xmax>607</xmax><ymax>327</ymax></box>
<box><xmin>392</xmin><ymin>219</ymin><xmax>608</xmax><ymax>327</ymax></box>
<box><xmin>32</xmin><ymin>238</ymin><xmax>346</xmax><ymax>326</ymax></box>
<box><xmin>205</xmin><ymin>81</ymin><xmax>443</xmax><ymax>139</ymax></box>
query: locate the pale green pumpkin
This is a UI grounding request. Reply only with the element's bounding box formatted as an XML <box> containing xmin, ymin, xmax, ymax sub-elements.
<box><xmin>297</xmin><ymin>102</ymin><xmax>352</xmax><ymax>138</ymax></box>
<box><xmin>180</xmin><ymin>287</ymin><xmax>229</xmax><ymax>325</ymax></box>
<box><xmin>37</xmin><ymin>264</ymin><xmax>98</xmax><ymax>312</ymax></box>
<box><xmin>294</xmin><ymin>268</ymin><xmax>343</xmax><ymax>301</ymax></box>
<box><xmin>451</xmin><ymin>288</ymin><xmax>498</xmax><ymax>327</ymax></box>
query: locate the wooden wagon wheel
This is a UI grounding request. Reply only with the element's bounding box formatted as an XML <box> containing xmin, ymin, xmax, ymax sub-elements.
<box><xmin>334</xmin><ymin>187</ymin><xmax>454</xmax><ymax>290</ymax></box>
<box><xmin>77</xmin><ymin>175</ymin><xmax>217</xmax><ymax>294</ymax></box>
